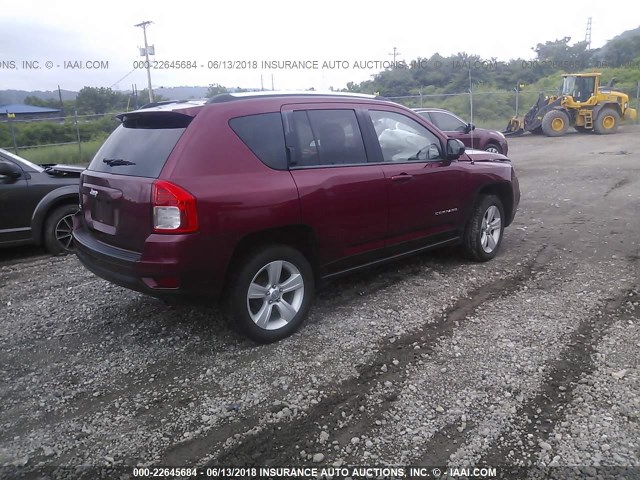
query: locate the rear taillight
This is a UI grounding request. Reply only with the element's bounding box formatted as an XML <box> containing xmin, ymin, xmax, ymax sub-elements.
<box><xmin>152</xmin><ymin>180</ymin><xmax>199</xmax><ymax>234</ymax></box>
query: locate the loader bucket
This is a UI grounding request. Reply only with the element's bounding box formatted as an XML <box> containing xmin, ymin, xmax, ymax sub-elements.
<box><xmin>503</xmin><ymin>117</ymin><xmax>525</xmax><ymax>136</ymax></box>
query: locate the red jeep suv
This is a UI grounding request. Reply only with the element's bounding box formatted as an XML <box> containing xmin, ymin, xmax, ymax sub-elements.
<box><xmin>73</xmin><ymin>92</ymin><xmax>520</xmax><ymax>343</ymax></box>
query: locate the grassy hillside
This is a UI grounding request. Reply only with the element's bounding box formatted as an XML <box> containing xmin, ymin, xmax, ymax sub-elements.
<box><xmin>15</xmin><ymin>137</ymin><xmax>105</xmax><ymax>166</ymax></box>
<box><xmin>388</xmin><ymin>63</ymin><xmax>639</xmax><ymax>130</ymax></box>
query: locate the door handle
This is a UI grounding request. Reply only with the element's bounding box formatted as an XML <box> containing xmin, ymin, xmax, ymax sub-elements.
<box><xmin>391</xmin><ymin>174</ymin><xmax>414</xmax><ymax>183</ymax></box>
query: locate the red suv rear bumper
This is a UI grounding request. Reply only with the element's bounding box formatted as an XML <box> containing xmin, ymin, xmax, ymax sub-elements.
<box><xmin>73</xmin><ymin>224</ymin><xmax>222</xmax><ymax>298</ymax></box>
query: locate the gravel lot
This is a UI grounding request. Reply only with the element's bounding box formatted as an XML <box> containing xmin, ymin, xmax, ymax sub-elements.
<box><xmin>1</xmin><ymin>126</ymin><xmax>639</xmax><ymax>478</ymax></box>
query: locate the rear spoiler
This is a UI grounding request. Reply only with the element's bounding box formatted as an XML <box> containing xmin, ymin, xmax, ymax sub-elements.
<box><xmin>116</xmin><ymin>100</ymin><xmax>206</xmax><ymax>122</ymax></box>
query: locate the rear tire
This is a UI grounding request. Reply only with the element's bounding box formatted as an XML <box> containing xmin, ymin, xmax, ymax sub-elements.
<box><xmin>43</xmin><ymin>204</ymin><xmax>78</xmax><ymax>255</ymax></box>
<box><xmin>541</xmin><ymin>110</ymin><xmax>570</xmax><ymax>137</ymax></box>
<box><xmin>594</xmin><ymin>109</ymin><xmax>619</xmax><ymax>134</ymax></box>
<box><xmin>227</xmin><ymin>245</ymin><xmax>314</xmax><ymax>343</ymax></box>
<box><xmin>463</xmin><ymin>195</ymin><xmax>505</xmax><ymax>262</ymax></box>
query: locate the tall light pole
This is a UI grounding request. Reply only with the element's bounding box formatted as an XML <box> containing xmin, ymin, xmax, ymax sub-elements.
<box><xmin>135</xmin><ymin>20</ymin><xmax>154</xmax><ymax>103</ymax></box>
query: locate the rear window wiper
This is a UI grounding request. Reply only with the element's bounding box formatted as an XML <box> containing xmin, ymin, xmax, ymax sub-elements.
<box><xmin>103</xmin><ymin>158</ymin><xmax>136</xmax><ymax>167</ymax></box>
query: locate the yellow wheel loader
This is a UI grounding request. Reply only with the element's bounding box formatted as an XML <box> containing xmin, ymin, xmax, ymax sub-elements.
<box><xmin>504</xmin><ymin>73</ymin><xmax>637</xmax><ymax>137</ymax></box>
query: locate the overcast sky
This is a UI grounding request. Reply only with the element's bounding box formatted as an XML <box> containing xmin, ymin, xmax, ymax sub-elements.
<box><xmin>1</xmin><ymin>0</ymin><xmax>638</xmax><ymax>93</ymax></box>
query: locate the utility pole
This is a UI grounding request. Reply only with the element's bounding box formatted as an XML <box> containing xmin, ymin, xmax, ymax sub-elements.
<box><xmin>57</xmin><ymin>85</ymin><xmax>64</xmax><ymax>114</ymax></box>
<box><xmin>135</xmin><ymin>20</ymin><xmax>154</xmax><ymax>103</ymax></box>
<box><xmin>389</xmin><ymin>47</ymin><xmax>401</xmax><ymax>65</ymax></box>
<box><xmin>636</xmin><ymin>81</ymin><xmax>640</xmax><ymax>125</ymax></box>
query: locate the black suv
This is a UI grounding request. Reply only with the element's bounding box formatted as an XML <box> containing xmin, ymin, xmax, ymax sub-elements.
<box><xmin>0</xmin><ymin>148</ymin><xmax>82</xmax><ymax>254</ymax></box>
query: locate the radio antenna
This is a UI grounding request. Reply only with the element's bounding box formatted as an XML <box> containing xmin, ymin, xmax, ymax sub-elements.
<box><xmin>469</xmin><ymin>66</ymin><xmax>475</xmax><ymax>151</ymax></box>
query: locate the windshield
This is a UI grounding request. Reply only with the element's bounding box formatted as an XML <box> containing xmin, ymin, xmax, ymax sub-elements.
<box><xmin>561</xmin><ymin>76</ymin><xmax>576</xmax><ymax>96</ymax></box>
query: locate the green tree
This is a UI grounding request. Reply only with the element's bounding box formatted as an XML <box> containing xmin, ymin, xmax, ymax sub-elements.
<box><xmin>24</xmin><ymin>96</ymin><xmax>60</xmax><ymax>109</ymax></box>
<box><xmin>533</xmin><ymin>37</ymin><xmax>593</xmax><ymax>69</ymax></box>
<box><xmin>205</xmin><ymin>83</ymin><xmax>229</xmax><ymax>98</ymax></box>
<box><xmin>344</xmin><ymin>81</ymin><xmax>361</xmax><ymax>92</ymax></box>
<box><xmin>136</xmin><ymin>89</ymin><xmax>168</xmax><ymax>107</ymax></box>
<box><xmin>75</xmin><ymin>87</ymin><xmax>128</xmax><ymax>114</ymax></box>
<box><xmin>602</xmin><ymin>35</ymin><xmax>640</xmax><ymax>67</ymax></box>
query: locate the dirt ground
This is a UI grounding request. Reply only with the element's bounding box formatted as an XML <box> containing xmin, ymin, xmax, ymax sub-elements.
<box><xmin>1</xmin><ymin>126</ymin><xmax>638</xmax><ymax>478</ymax></box>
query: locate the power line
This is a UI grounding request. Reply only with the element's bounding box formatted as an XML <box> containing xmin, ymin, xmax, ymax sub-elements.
<box><xmin>110</xmin><ymin>68</ymin><xmax>137</xmax><ymax>89</ymax></box>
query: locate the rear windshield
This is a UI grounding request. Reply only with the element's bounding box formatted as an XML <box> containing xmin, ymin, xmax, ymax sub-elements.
<box><xmin>88</xmin><ymin>113</ymin><xmax>190</xmax><ymax>178</ymax></box>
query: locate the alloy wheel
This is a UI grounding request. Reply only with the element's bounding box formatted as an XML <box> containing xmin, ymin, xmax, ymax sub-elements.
<box><xmin>480</xmin><ymin>205</ymin><xmax>502</xmax><ymax>253</ymax></box>
<box><xmin>246</xmin><ymin>260</ymin><xmax>305</xmax><ymax>330</ymax></box>
<box><xmin>55</xmin><ymin>213</ymin><xmax>75</xmax><ymax>251</ymax></box>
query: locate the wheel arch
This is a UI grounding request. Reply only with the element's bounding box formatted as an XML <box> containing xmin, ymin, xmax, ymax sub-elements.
<box><xmin>473</xmin><ymin>182</ymin><xmax>515</xmax><ymax>227</ymax></box>
<box><xmin>31</xmin><ymin>186</ymin><xmax>79</xmax><ymax>245</ymax></box>
<box><xmin>224</xmin><ymin>224</ymin><xmax>320</xmax><ymax>288</ymax></box>
<box><xmin>484</xmin><ymin>138</ymin><xmax>498</xmax><ymax>148</ymax></box>
<box><xmin>593</xmin><ymin>102</ymin><xmax>623</xmax><ymax>118</ymax></box>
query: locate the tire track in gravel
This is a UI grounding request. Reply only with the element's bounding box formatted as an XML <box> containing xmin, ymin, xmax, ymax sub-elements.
<box><xmin>475</xmin><ymin>287</ymin><xmax>638</xmax><ymax>468</ymax></box>
<box><xmin>603</xmin><ymin>178</ymin><xmax>630</xmax><ymax>197</ymax></box>
<box><xmin>182</xmin><ymin>246</ymin><xmax>553</xmax><ymax>466</ymax></box>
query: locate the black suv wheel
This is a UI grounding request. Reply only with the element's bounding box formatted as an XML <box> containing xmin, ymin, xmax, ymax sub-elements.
<box><xmin>44</xmin><ymin>204</ymin><xmax>78</xmax><ymax>255</ymax></box>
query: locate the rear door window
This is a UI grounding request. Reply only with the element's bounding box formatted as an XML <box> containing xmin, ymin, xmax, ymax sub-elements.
<box><xmin>289</xmin><ymin>109</ymin><xmax>368</xmax><ymax>167</ymax></box>
<box><xmin>88</xmin><ymin>113</ymin><xmax>191</xmax><ymax>178</ymax></box>
<box><xmin>429</xmin><ymin>111</ymin><xmax>467</xmax><ymax>132</ymax></box>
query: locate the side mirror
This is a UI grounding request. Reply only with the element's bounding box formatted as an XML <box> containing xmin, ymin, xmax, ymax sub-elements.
<box><xmin>446</xmin><ymin>138</ymin><xmax>465</xmax><ymax>160</ymax></box>
<box><xmin>465</xmin><ymin>123</ymin><xmax>476</xmax><ymax>134</ymax></box>
<box><xmin>0</xmin><ymin>161</ymin><xmax>22</xmax><ymax>181</ymax></box>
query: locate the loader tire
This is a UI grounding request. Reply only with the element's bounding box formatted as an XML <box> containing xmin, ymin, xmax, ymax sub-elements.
<box><xmin>594</xmin><ymin>109</ymin><xmax>619</xmax><ymax>134</ymax></box>
<box><xmin>541</xmin><ymin>110</ymin><xmax>570</xmax><ymax>137</ymax></box>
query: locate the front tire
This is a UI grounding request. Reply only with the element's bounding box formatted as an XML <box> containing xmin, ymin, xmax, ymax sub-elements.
<box><xmin>228</xmin><ymin>245</ymin><xmax>314</xmax><ymax>343</ymax></box>
<box><xmin>463</xmin><ymin>195</ymin><xmax>505</xmax><ymax>262</ymax></box>
<box><xmin>541</xmin><ymin>110</ymin><xmax>570</xmax><ymax>137</ymax></box>
<box><xmin>43</xmin><ymin>204</ymin><xmax>78</xmax><ymax>255</ymax></box>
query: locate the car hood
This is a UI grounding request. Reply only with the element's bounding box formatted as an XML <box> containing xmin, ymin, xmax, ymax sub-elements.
<box><xmin>462</xmin><ymin>149</ymin><xmax>510</xmax><ymax>162</ymax></box>
<box><xmin>471</xmin><ymin>127</ymin><xmax>496</xmax><ymax>136</ymax></box>
<box><xmin>42</xmin><ymin>164</ymin><xmax>85</xmax><ymax>177</ymax></box>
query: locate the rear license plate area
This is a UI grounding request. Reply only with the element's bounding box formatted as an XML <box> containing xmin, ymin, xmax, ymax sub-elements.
<box><xmin>91</xmin><ymin>199</ymin><xmax>114</xmax><ymax>225</ymax></box>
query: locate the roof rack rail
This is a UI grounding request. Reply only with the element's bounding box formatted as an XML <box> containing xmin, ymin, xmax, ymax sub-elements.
<box><xmin>139</xmin><ymin>99</ymin><xmax>194</xmax><ymax>109</ymax></box>
<box><xmin>207</xmin><ymin>91</ymin><xmax>379</xmax><ymax>104</ymax></box>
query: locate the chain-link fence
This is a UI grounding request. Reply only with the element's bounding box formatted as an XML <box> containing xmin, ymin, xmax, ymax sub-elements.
<box><xmin>2</xmin><ymin>81</ymin><xmax>639</xmax><ymax>165</ymax></box>
<box><xmin>386</xmin><ymin>90</ymin><xmax>556</xmax><ymax>130</ymax></box>
<box><xmin>0</xmin><ymin>112</ymin><xmax>119</xmax><ymax>165</ymax></box>
<box><xmin>387</xmin><ymin>82</ymin><xmax>640</xmax><ymax>130</ymax></box>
